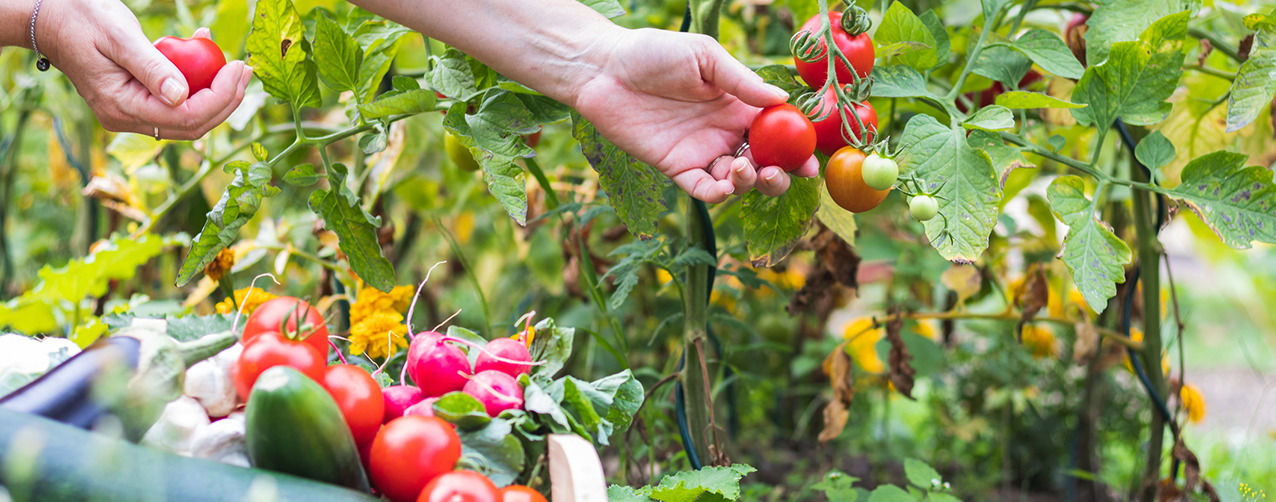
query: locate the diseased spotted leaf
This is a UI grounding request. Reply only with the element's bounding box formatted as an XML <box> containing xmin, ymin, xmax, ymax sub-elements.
<box><xmin>447</xmin><ymin>91</ymin><xmax>545</xmax><ymax>225</ymax></box>
<box><xmin>178</xmin><ymin>161</ymin><xmax>280</xmax><ymax>286</ymax></box>
<box><xmin>283</xmin><ymin>163</ymin><xmax>322</xmax><ymax>186</ymax></box>
<box><xmin>1083</xmin><ymin>0</ymin><xmax>1197</xmax><ymax>66</ymax></box>
<box><xmin>246</xmin><ymin>0</ymin><xmax>321</xmax><ymax>109</ymax></box>
<box><xmin>309</xmin><ymin>163</ymin><xmax>396</xmax><ymax>292</ymax></box>
<box><xmin>1170</xmin><ymin>151</ymin><xmax>1276</xmax><ymax>249</ymax></box>
<box><xmin>816</xmin><ymin>182</ymin><xmax>858</xmax><ymax>247</ymax></box>
<box><xmin>966</xmin><ymin>130</ymin><xmax>1034</xmax><ymax>190</ymax></box>
<box><xmin>1009</xmin><ymin>29</ymin><xmax>1085</xmax><ymax>79</ymax></box>
<box><xmin>1226</xmin><ymin>28</ymin><xmax>1276</xmax><ymax>132</ymax></box>
<box><xmin>742</xmin><ymin>175</ymin><xmax>820</xmax><ymax>267</ymax></box>
<box><xmin>1047</xmin><ymin>176</ymin><xmax>1131</xmax><ymax>314</ymax></box>
<box><xmin>572</xmin><ymin>112</ymin><xmax>668</xmax><ymax>239</ymax></box>
<box><xmin>963</xmin><ymin>105</ymin><xmax>1015</xmax><ymax>131</ymax></box>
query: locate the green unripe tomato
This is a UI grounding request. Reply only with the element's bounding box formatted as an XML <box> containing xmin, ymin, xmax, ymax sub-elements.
<box><xmin>445</xmin><ymin>133</ymin><xmax>481</xmax><ymax>172</ymax></box>
<box><xmin>910</xmin><ymin>195</ymin><xmax>939</xmax><ymax>221</ymax></box>
<box><xmin>861</xmin><ymin>153</ymin><xmax>899</xmax><ymax>191</ymax></box>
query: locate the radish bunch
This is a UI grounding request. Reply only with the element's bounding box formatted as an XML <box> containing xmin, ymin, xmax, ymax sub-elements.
<box><xmin>382</xmin><ymin>329</ymin><xmax>535</xmax><ymax>421</ymax></box>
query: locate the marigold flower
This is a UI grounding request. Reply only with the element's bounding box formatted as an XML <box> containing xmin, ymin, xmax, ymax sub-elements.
<box><xmin>842</xmin><ymin>317</ymin><xmax>885</xmax><ymax>374</ymax></box>
<box><xmin>349</xmin><ymin>310</ymin><xmax>409</xmax><ymax>359</ymax></box>
<box><xmin>1021</xmin><ymin>324</ymin><xmax>1057</xmax><ymax>358</ymax></box>
<box><xmin>204</xmin><ymin>248</ymin><xmax>236</xmax><ymax>283</ymax></box>
<box><xmin>1180</xmin><ymin>382</ymin><xmax>1207</xmax><ymax>423</ymax></box>
<box><xmin>350</xmin><ymin>285</ymin><xmax>415</xmax><ymax>324</ymax></box>
<box><xmin>215</xmin><ymin>287</ymin><xmax>278</xmax><ymax>315</ymax></box>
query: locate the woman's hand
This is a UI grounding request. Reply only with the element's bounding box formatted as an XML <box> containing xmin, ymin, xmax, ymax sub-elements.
<box><xmin>33</xmin><ymin>0</ymin><xmax>251</xmax><ymax>140</ymax></box>
<box><xmin>568</xmin><ymin>27</ymin><xmax>819</xmax><ymax>203</ymax></box>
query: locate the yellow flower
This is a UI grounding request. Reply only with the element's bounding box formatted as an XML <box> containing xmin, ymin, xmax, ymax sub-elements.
<box><xmin>350</xmin><ymin>285</ymin><xmax>416</xmax><ymax>324</ymax></box>
<box><xmin>1123</xmin><ymin>328</ymin><xmax>1172</xmax><ymax>375</ymax></box>
<box><xmin>1021</xmin><ymin>324</ymin><xmax>1057</xmax><ymax>358</ymax></box>
<box><xmin>842</xmin><ymin>317</ymin><xmax>884</xmax><ymax>374</ymax></box>
<box><xmin>349</xmin><ymin>310</ymin><xmax>409</xmax><ymax>359</ymax></box>
<box><xmin>510</xmin><ymin>325</ymin><xmax>536</xmax><ymax>349</ymax></box>
<box><xmin>215</xmin><ymin>287</ymin><xmax>278</xmax><ymax>315</ymax></box>
<box><xmin>756</xmin><ymin>267</ymin><xmax>806</xmax><ymax>298</ymax></box>
<box><xmin>912</xmin><ymin>320</ymin><xmax>939</xmax><ymax>341</ymax></box>
<box><xmin>204</xmin><ymin>248</ymin><xmax>236</xmax><ymax>283</ymax></box>
<box><xmin>1179</xmin><ymin>382</ymin><xmax>1206</xmax><ymax>423</ymax></box>
<box><xmin>656</xmin><ymin>269</ymin><xmax>673</xmax><ymax>284</ymax></box>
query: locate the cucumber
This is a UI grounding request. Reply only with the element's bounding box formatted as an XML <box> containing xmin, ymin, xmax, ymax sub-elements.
<box><xmin>0</xmin><ymin>407</ymin><xmax>379</xmax><ymax>502</ymax></box>
<box><xmin>245</xmin><ymin>366</ymin><xmax>371</xmax><ymax>493</ymax></box>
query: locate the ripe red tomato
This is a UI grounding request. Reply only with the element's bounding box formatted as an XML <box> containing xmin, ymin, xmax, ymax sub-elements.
<box><xmin>243</xmin><ymin>297</ymin><xmax>330</xmax><ymax>358</ymax></box>
<box><xmin>418</xmin><ymin>471</ymin><xmax>499</xmax><ymax>502</ymax></box>
<box><xmin>498</xmin><ymin>485</ymin><xmax>548</xmax><ymax>502</ymax></box>
<box><xmin>322</xmin><ymin>365</ymin><xmax>385</xmax><ymax>446</ymax></box>
<box><xmin>794</xmin><ymin>12</ymin><xmax>875</xmax><ymax>89</ymax></box>
<box><xmin>524</xmin><ymin>129</ymin><xmax>542</xmax><ymax>148</ymax></box>
<box><xmin>810</xmin><ymin>87</ymin><xmax>878</xmax><ymax>156</ymax></box>
<box><xmin>749</xmin><ymin>104</ymin><xmax>816</xmax><ymax>171</ymax></box>
<box><xmin>826</xmin><ymin>147</ymin><xmax>890</xmax><ymax>213</ymax></box>
<box><xmin>233</xmin><ymin>332</ymin><xmax>326</xmax><ymax>400</ymax></box>
<box><xmin>153</xmin><ymin>36</ymin><xmax>226</xmax><ymax>94</ymax></box>
<box><xmin>370</xmin><ymin>416</ymin><xmax>462</xmax><ymax>502</ymax></box>
<box><xmin>1066</xmin><ymin>14</ymin><xmax>1089</xmax><ymax>65</ymax></box>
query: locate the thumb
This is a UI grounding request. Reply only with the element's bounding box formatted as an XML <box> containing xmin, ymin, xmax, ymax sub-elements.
<box><xmin>702</xmin><ymin>44</ymin><xmax>790</xmax><ymax>108</ymax></box>
<box><xmin>104</xmin><ymin>29</ymin><xmax>190</xmax><ymax>107</ymax></box>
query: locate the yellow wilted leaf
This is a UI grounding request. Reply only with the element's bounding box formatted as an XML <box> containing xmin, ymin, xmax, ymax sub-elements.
<box><xmin>941</xmin><ymin>264</ymin><xmax>982</xmax><ymax>304</ymax></box>
<box><xmin>106</xmin><ymin>132</ymin><xmax>166</xmax><ymax>169</ymax></box>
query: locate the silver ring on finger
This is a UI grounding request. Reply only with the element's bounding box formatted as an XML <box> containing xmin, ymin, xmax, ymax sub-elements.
<box><xmin>706</xmin><ymin>155</ymin><xmax>731</xmax><ymax>174</ymax></box>
<box><xmin>153</xmin><ymin>126</ymin><xmax>160</xmax><ymax>141</ymax></box>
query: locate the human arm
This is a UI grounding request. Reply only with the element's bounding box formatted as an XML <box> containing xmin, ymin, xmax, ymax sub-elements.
<box><xmin>347</xmin><ymin>0</ymin><xmax>819</xmax><ymax>202</ymax></box>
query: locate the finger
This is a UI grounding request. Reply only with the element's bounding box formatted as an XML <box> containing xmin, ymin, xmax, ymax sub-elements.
<box><xmin>103</xmin><ymin>26</ymin><xmax>190</xmax><ymax>107</ymax></box>
<box><xmin>754</xmin><ymin>166</ymin><xmax>790</xmax><ymax>197</ymax></box>
<box><xmin>702</xmin><ymin>43</ymin><xmax>790</xmax><ymax>108</ymax></box>
<box><xmin>193</xmin><ymin>27</ymin><xmax>212</xmax><ymax>39</ymax></box>
<box><xmin>189</xmin><ymin>66</ymin><xmax>253</xmax><ymax>137</ymax></box>
<box><xmin>125</xmin><ymin>61</ymin><xmax>247</xmax><ymax>131</ymax></box>
<box><xmin>726</xmin><ymin>157</ymin><xmax>758</xmax><ymax>193</ymax></box>
<box><xmin>671</xmin><ymin>169</ymin><xmax>735</xmax><ymax>204</ymax></box>
<box><xmin>791</xmin><ymin>156</ymin><xmax>820</xmax><ymax>178</ymax></box>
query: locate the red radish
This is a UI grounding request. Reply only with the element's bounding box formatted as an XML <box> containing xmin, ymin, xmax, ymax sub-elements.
<box><xmin>406</xmin><ymin>331</ymin><xmax>472</xmax><ymax>398</ymax></box>
<box><xmin>463</xmin><ymin>370</ymin><xmax>524</xmax><ymax>417</ymax></box>
<box><xmin>404</xmin><ymin>397</ymin><xmax>440</xmax><ymax>418</ymax></box>
<box><xmin>474</xmin><ymin>338</ymin><xmax>533</xmax><ymax>377</ymax></box>
<box><xmin>382</xmin><ymin>385</ymin><xmax>426</xmax><ymax>423</ymax></box>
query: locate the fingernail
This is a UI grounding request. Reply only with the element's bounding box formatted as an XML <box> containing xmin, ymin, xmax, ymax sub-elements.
<box><xmin>765</xmin><ymin>172</ymin><xmax>778</xmax><ymax>184</ymax></box>
<box><xmin>733</xmin><ymin>161</ymin><xmax>748</xmax><ymax>174</ymax></box>
<box><xmin>160</xmin><ymin>77</ymin><xmax>186</xmax><ymax>106</ymax></box>
<box><xmin>769</xmin><ymin>85</ymin><xmax>790</xmax><ymax>100</ymax></box>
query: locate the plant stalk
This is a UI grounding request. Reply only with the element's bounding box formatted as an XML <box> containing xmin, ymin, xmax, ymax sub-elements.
<box><xmin>1130</xmin><ymin>153</ymin><xmax>1167</xmax><ymax>501</ymax></box>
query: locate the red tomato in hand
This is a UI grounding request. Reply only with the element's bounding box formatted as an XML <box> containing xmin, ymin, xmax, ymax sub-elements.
<box><xmin>243</xmin><ymin>297</ymin><xmax>330</xmax><ymax>358</ymax></box>
<box><xmin>153</xmin><ymin>36</ymin><xmax>226</xmax><ymax>94</ymax></box>
<box><xmin>370</xmin><ymin>416</ymin><xmax>462</xmax><ymax>502</ymax></box>
<box><xmin>749</xmin><ymin>104</ymin><xmax>816</xmax><ymax>171</ymax></box>
<box><xmin>322</xmin><ymin>365</ymin><xmax>385</xmax><ymax>446</ymax></box>
<box><xmin>810</xmin><ymin>87</ymin><xmax>878</xmax><ymax>156</ymax></box>
<box><xmin>498</xmin><ymin>485</ymin><xmax>548</xmax><ymax>502</ymax></box>
<box><xmin>794</xmin><ymin>12</ymin><xmax>875</xmax><ymax>89</ymax></box>
<box><xmin>826</xmin><ymin>147</ymin><xmax>890</xmax><ymax>213</ymax></box>
<box><xmin>418</xmin><ymin>471</ymin><xmax>498</xmax><ymax>502</ymax></box>
<box><xmin>233</xmin><ymin>332</ymin><xmax>326</xmax><ymax>400</ymax></box>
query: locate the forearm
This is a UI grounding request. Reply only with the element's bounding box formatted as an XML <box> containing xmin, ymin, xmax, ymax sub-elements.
<box><xmin>347</xmin><ymin>0</ymin><xmax>617</xmax><ymax>107</ymax></box>
<box><xmin>1</xmin><ymin>0</ymin><xmax>37</xmax><ymax>48</ymax></box>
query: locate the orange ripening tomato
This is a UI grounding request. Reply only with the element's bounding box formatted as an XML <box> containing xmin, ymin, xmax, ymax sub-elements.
<box><xmin>826</xmin><ymin>147</ymin><xmax>889</xmax><ymax>213</ymax></box>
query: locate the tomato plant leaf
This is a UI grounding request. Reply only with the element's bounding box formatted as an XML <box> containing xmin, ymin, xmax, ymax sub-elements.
<box><xmin>648</xmin><ymin>464</ymin><xmax>757</xmax><ymax>502</ymax></box>
<box><xmin>1069</xmin><ymin>39</ymin><xmax>1183</xmax><ymax>129</ymax></box>
<box><xmin>577</xmin><ymin>0</ymin><xmax>626</xmax><ymax>18</ymax></box>
<box><xmin>897</xmin><ymin>114</ymin><xmax>1001</xmax><ymax>263</ymax></box>
<box><xmin>308</xmin><ymin>163</ymin><xmax>397</xmax><ymax>292</ymax></box>
<box><xmin>874</xmin><ymin>2</ymin><xmax>937</xmax><ymax>70</ymax></box>
<box><xmin>962</xmin><ymin>105</ymin><xmax>1015</xmax><ymax>131</ymax></box>
<box><xmin>994</xmin><ymin>91</ymin><xmax>1084</xmax><ymax>109</ymax></box>
<box><xmin>966</xmin><ymin>130</ymin><xmax>1034</xmax><ymax>190</ymax></box>
<box><xmin>429</xmin><ymin>48</ymin><xmax>481</xmax><ymax>101</ymax></box>
<box><xmin>742</xmin><ymin>175</ymin><xmax>820</xmax><ymax>267</ymax></box>
<box><xmin>903</xmin><ymin>459</ymin><xmax>942</xmax><ymax>489</ymax></box>
<box><xmin>313</xmin><ymin>12</ymin><xmax>362</xmax><ymax>94</ymax></box>
<box><xmin>1007</xmin><ymin>29</ymin><xmax>1085</xmax><ymax>79</ymax></box>
<box><xmin>445</xmin><ymin>92</ymin><xmax>543</xmax><ymax>225</ymax></box>
<box><xmin>981</xmin><ymin>0</ymin><xmax>1013</xmax><ymax>25</ymax></box>
<box><xmin>870</xmin><ymin>65</ymin><xmax>938</xmax><ymax>100</ymax></box>
<box><xmin>246</xmin><ymin>0</ymin><xmax>321</xmax><ymax>109</ymax></box>
<box><xmin>1226</xmin><ymin>28</ymin><xmax>1276</xmax><ymax>132</ymax></box>
<box><xmin>602</xmin><ymin>238</ymin><xmax>662</xmax><ymax>310</ymax></box>
<box><xmin>177</xmin><ymin>161</ymin><xmax>280</xmax><ymax>286</ymax></box>
<box><xmin>455</xmin><ymin>417</ymin><xmax>525</xmax><ymax>487</ymax></box>
<box><xmin>282</xmin><ymin>163</ymin><xmax>322</xmax><ymax>186</ymax></box>
<box><xmin>1047</xmin><ymin>176</ymin><xmax>1131</xmax><ymax>314</ymax></box>
<box><xmin>867</xmin><ymin>485</ymin><xmax>918</xmax><ymax>502</ymax></box>
<box><xmin>571</xmin><ymin>111</ymin><xmax>668</xmax><ymax>239</ymax></box>
<box><xmin>1134</xmin><ymin>131</ymin><xmax>1176</xmax><ymax>175</ymax></box>
<box><xmin>514</xmin><ymin>94</ymin><xmax>572</xmax><ymax>125</ymax></box>
<box><xmin>357</xmin><ymin>89</ymin><xmax>437</xmax><ymax>118</ymax></box>
<box><xmin>816</xmin><ymin>183</ymin><xmax>858</xmax><ymax>247</ymax></box>
<box><xmin>1170</xmin><ymin>150</ymin><xmax>1276</xmax><ymax>249</ymax></box>
<box><xmin>972</xmin><ymin>45</ymin><xmax>1032</xmax><ymax>90</ymax></box>
<box><xmin>351</xmin><ymin>20</ymin><xmax>410</xmax><ymax>103</ymax></box>
<box><xmin>1083</xmin><ymin>0</ymin><xmax>1196</xmax><ymax>66</ymax></box>
<box><xmin>919</xmin><ymin>10</ymin><xmax>950</xmax><ymax>69</ymax></box>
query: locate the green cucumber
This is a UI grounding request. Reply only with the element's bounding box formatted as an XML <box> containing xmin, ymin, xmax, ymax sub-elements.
<box><xmin>245</xmin><ymin>366</ymin><xmax>371</xmax><ymax>493</ymax></box>
<box><xmin>0</xmin><ymin>407</ymin><xmax>379</xmax><ymax>502</ymax></box>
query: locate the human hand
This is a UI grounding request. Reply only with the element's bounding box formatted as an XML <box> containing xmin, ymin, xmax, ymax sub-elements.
<box><xmin>568</xmin><ymin>27</ymin><xmax>819</xmax><ymax>203</ymax></box>
<box><xmin>34</xmin><ymin>0</ymin><xmax>251</xmax><ymax>140</ymax></box>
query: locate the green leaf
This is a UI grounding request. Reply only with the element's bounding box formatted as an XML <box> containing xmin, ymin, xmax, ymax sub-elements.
<box><xmin>962</xmin><ymin>105</ymin><xmax>1015</xmax><ymax>131</ymax></box>
<box><xmin>1226</xmin><ymin>28</ymin><xmax>1276</xmax><ymax>132</ymax></box>
<box><xmin>1170</xmin><ymin>151</ymin><xmax>1276</xmax><ymax>249</ymax></box>
<box><xmin>1245</xmin><ymin>11</ymin><xmax>1276</xmax><ymax>31</ymax></box>
<box><xmin>560</xmin><ymin>377</ymin><xmax>608</xmax><ymax>443</ymax></box>
<box><xmin>649</xmin><ymin>464</ymin><xmax>757</xmax><ymax>502</ymax></box>
<box><xmin>177</xmin><ymin>161</ymin><xmax>280</xmax><ymax>286</ymax></box>
<box><xmin>557</xmin><ymin>370</ymin><xmax>642</xmax><ymax>445</ymax></box>
<box><xmin>673</xmin><ymin>248</ymin><xmax>717</xmax><ymax>268</ymax></box>
<box><xmin>529</xmin><ymin>318</ymin><xmax>574</xmax><ymax>378</ymax></box>
<box><xmin>980</xmin><ymin>0</ymin><xmax>1013</xmax><ymax>25</ymax></box>
<box><xmin>357</xmin><ymin>89</ymin><xmax>437</xmax><ymax>118</ymax></box>
<box><xmin>432</xmin><ymin>391</ymin><xmax>492</xmax><ymax>431</ymax></box>
<box><xmin>867</xmin><ymin>485</ymin><xmax>919</xmax><ymax>502</ymax></box>
<box><xmin>578</xmin><ymin>0</ymin><xmax>625</xmax><ymax>18</ymax></box>
<box><xmin>445</xmin><ymin>91</ymin><xmax>545</xmax><ymax>226</ymax></box>
<box><xmin>972</xmin><ymin>45</ymin><xmax>1032</xmax><ymax>89</ymax></box>
<box><xmin>919</xmin><ymin>10</ymin><xmax>950</xmax><ymax>69</ymax></box>
<box><xmin>903</xmin><ymin>459</ymin><xmax>942</xmax><ymax>489</ymax></box>
<box><xmin>308</xmin><ymin>163</ymin><xmax>396</xmax><ymax>292</ymax></box>
<box><xmin>358</xmin><ymin>130</ymin><xmax>386</xmax><ymax>155</ymax></box>
<box><xmin>994</xmin><ymin>91</ymin><xmax>1085</xmax><ymax>109</ymax></box>
<box><xmin>966</xmin><ymin>131</ymin><xmax>1034</xmax><ymax>189</ymax></box>
<box><xmin>456</xmin><ymin>418</ymin><xmax>525</xmax><ymax>487</ymax></box>
<box><xmin>928</xmin><ymin>494</ymin><xmax>963</xmax><ymax>502</ymax></box>
<box><xmin>756</xmin><ymin>65</ymin><xmax>807</xmax><ymax>101</ymax></box>
<box><xmin>522</xmin><ymin>377</ymin><xmax>570</xmax><ymax>432</ymax></box>
<box><xmin>742</xmin><ymin>175</ymin><xmax>820</xmax><ymax>267</ymax></box>
<box><xmin>351</xmin><ymin>20</ymin><xmax>409</xmax><ymax>103</ymax></box>
<box><xmin>1047</xmin><ymin>176</ymin><xmax>1131</xmax><ymax>314</ymax></box>
<box><xmin>1009</xmin><ymin>29</ymin><xmax>1085</xmax><ymax>79</ymax></box>
<box><xmin>875</xmin><ymin>2</ymin><xmax>937</xmax><ymax>70</ymax></box>
<box><xmin>871</xmin><ymin>65</ymin><xmax>938</xmax><ymax>100</ymax></box>
<box><xmin>246</xmin><ymin>0</ymin><xmax>321</xmax><ymax>109</ymax></box>
<box><xmin>1047</xmin><ymin>135</ymin><xmax>1066</xmax><ymax>153</ymax></box>
<box><xmin>1134</xmin><ymin>131</ymin><xmax>1176</xmax><ymax>173</ymax></box>
<box><xmin>816</xmin><ymin>182</ymin><xmax>857</xmax><ymax>247</ymax></box>
<box><xmin>896</xmin><ymin>115</ymin><xmax>1001</xmax><ymax>263</ymax></box>
<box><xmin>429</xmin><ymin>48</ymin><xmax>480</xmax><ymax>100</ymax></box>
<box><xmin>609</xmin><ymin>485</ymin><xmax>654</xmax><ymax>502</ymax></box>
<box><xmin>875</xmin><ymin>42</ymin><xmax>933</xmax><ymax>62</ymax></box>
<box><xmin>571</xmin><ymin>112</ymin><xmax>669</xmax><ymax>240</ymax></box>
<box><xmin>162</xmin><ymin>313</ymin><xmax>238</xmax><ymax>342</ymax></box>
<box><xmin>812</xmin><ymin>472</ymin><xmax>861</xmax><ymax>502</ymax></box>
<box><xmin>313</xmin><ymin>12</ymin><xmax>362</xmax><ymax>94</ymax></box>
<box><xmin>283</xmin><ymin>163</ymin><xmax>323</xmax><ymax>186</ymax></box>
<box><xmin>1084</xmin><ymin>0</ymin><xmax>1197</xmax><ymax>66</ymax></box>
<box><xmin>1069</xmin><ymin>37</ymin><xmax>1184</xmax><ymax>129</ymax></box>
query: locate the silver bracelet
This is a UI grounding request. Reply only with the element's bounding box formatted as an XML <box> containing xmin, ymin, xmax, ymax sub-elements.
<box><xmin>29</xmin><ymin>0</ymin><xmax>50</xmax><ymax>71</ymax></box>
